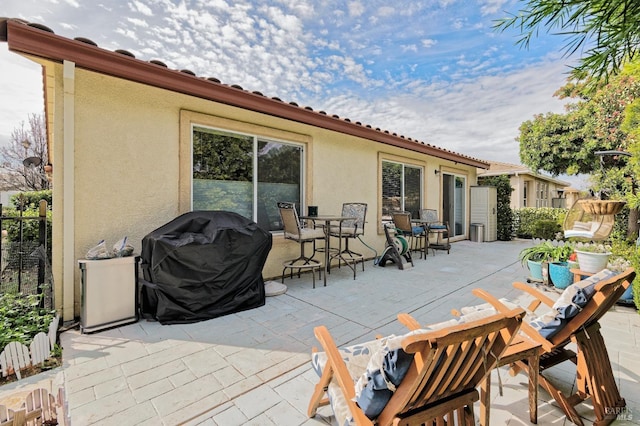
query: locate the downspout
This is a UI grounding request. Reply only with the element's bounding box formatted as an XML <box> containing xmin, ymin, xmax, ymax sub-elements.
<box><xmin>62</xmin><ymin>60</ymin><xmax>75</xmax><ymax>322</ymax></box>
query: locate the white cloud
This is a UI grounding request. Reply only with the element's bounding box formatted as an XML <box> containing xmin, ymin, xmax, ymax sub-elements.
<box><xmin>479</xmin><ymin>0</ymin><xmax>509</xmax><ymax>16</ymax></box>
<box><xmin>129</xmin><ymin>0</ymin><xmax>153</xmax><ymax>16</ymax></box>
<box><xmin>309</xmin><ymin>59</ymin><xmax>570</xmax><ymax>165</ymax></box>
<box><xmin>377</xmin><ymin>6</ymin><xmax>395</xmax><ymax>17</ymax></box>
<box><xmin>0</xmin><ymin>0</ymin><xmax>579</xmax><ymax>173</ymax></box>
<box><xmin>452</xmin><ymin>18</ymin><xmax>465</xmax><ymax>30</ymax></box>
<box><xmin>127</xmin><ymin>17</ymin><xmax>149</xmax><ymax>28</ymax></box>
<box><xmin>348</xmin><ymin>1</ymin><xmax>365</xmax><ymax>17</ymax></box>
<box><xmin>0</xmin><ymin>47</ymin><xmax>44</xmax><ymax>147</ymax></box>
<box><xmin>422</xmin><ymin>38</ymin><xmax>437</xmax><ymax>48</ymax></box>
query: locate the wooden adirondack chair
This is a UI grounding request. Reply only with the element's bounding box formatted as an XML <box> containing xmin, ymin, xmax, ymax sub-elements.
<box><xmin>308</xmin><ymin>308</ymin><xmax>525</xmax><ymax>426</ymax></box>
<box><xmin>471</xmin><ymin>267</ymin><xmax>635</xmax><ymax>426</ymax></box>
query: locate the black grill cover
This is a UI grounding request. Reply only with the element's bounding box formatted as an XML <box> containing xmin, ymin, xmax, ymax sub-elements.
<box><xmin>140</xmin><ymin>211</ymin><xmax>272</xmax><ymax>324</ymax></box>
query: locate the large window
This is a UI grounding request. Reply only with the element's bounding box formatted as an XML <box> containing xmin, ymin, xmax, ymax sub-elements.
<box><xmin>535</xmin><ymin>181</ymin><xmax>549</xmax><ymax>207</ymax></box>
<box><xmin>381</xmin><ymin>160</ymin><xmax>423</xmax><ymax>219</ymax></box>
<box><xmin>192</xmin><ymin>126</ymin><xmax>303</xmax><ymax>231</ymax></box>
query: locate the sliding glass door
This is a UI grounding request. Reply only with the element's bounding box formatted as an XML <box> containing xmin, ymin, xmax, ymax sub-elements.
<box><xmin>442</xmin><ymin>173</ymin><xmax>466</xmax><ymax>237</ymax></box>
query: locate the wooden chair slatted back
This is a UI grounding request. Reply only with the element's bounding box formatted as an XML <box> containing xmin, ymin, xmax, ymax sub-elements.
<box><xmin>549</xmin><ymin>268</ymin><xmax>635</xmax><ymax>348</ymax></box>
<box><xmin>376</xmin><ymin>309</ymin><xmax>524</xmax><ymax>426</ymax></box>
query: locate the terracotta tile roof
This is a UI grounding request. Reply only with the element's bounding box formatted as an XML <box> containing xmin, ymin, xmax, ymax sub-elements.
<box><xmin>483</xmin><ymin>161</ymin><xmax>530</xmax><ymax>173</ymax></box>
<box><xmin>0</xmin><ymin>18</ymin><xmax>489</xmax><ymax>169</ymax></box>
<box><xmin>477</xmin><ymin>160</ymin><xmax>570</xmax><ymax>186</ymax></box>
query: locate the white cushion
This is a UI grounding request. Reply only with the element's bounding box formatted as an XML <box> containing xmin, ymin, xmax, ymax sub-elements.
<box><xmin>311</xmin><ymin>337</ymin><xmax>388</xmax><ymax>426</ymax></box>
<box><xmin>329</xmin><ymin>226</ymin><xmax>362</xmax><ymax>237</ymax></box>
<box><xmin>573</xmin><ymin>221</ymin><xmax>592</xmax><ymax>231</ymax></box>
<box><xmin>285</xmin><ymin>227</ymin><xmax>325</xmax><ymax>240</ymax></box>
<box><xmin>564</xmin><ymin>229</ymin><xmax>594</xmax><ymax>239</ymax></box>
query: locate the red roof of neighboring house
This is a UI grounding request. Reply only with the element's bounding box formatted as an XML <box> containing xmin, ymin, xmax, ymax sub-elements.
<box><xmin>477</xmin><ymin>160</ymin><xmax>571</xmax><ymax>186</ymax></box>
<box><xmin>0</xmin><ymin>18</ymin><xmax>489</xmax><ymax>169</ymax></box>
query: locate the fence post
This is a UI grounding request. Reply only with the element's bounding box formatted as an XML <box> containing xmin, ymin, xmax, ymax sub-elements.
<box><xmin>38</xmin><ymin>200</ymin><xmax>47</xmax><ymax>308</ymax></box>
<box><xmin>18</xmin><ymin>195</ymin><xmax>24</xmax><ymax>292</ymax></box>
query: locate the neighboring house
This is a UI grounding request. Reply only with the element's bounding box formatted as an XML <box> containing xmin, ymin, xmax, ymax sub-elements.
<box><xmin>477</xmin><ymin>161</ymin><xmax>570</xmax><ymax>209</ymax></box>
<box><xmin>0</xmin><ymin>190</ymin><xmax>20</xmax><ymax>207</ymax></box>
<box><xmin>2</xmin><ymin>19</ymin><xmax>489</xmax><ymax>321</ymax></box>
<box><xmin>562</xmin><ymin>187</ymin><xmax>583</xmax><ymax>209</ymax></box>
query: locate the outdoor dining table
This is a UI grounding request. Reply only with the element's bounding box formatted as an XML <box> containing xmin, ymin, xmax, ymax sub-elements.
<box><xmin>299</xmin><ymin>214</ymin><xmax>358</xmax><ymax>286</ymax></box>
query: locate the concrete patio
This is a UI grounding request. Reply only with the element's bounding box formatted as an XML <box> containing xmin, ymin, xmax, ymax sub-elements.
<box><xmin>3</xmin><ymin>239</ymin><xmax>639</xmax><ymax>425</ymax></box>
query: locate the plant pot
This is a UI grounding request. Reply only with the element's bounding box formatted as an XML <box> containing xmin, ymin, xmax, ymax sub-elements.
<box><xmin>548</xmin><ymin>261</ymin><xmax>573</xmax><ymax>289</ymax></box>
<box><xmin>527</xmin><ymin>260</ymin><xmax>544</xmax><ymax>281</ymax></box>
<box><xmin>620</xmin><ymin>283</ymin><xmax>634</xmax><ymax>302</ymax></box>
<box><xmin>575</xmin><ymin>250</ymin><xmax>611</xmax><ymax>274</ymax></box>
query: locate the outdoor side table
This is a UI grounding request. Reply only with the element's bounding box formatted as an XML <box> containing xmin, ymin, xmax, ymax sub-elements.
<box><xmin>300</xmin><ymin>215</ymin><xmax>357</xmax><ymax>285</ymax></box>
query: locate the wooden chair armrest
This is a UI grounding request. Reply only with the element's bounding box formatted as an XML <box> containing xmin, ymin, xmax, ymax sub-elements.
<box><xmin>471</xmin><ymin>288</ymin><xmax>514</xmax><ymax>314</ymax></box>
<box><xmin>471</xmin><ymin>289</ymin><xmax>554</xmax><ymax>352</ymax></box>
<box><xmin>515</xmin><ymin>321</ymin><xmax>555</xmax><ymax>352</ymax></box>
<box><xmin>312</xmin><ymin>326</ymin><xmax>373</xmax><ymax>426</ymax></box>
<box><xmin>512</xmin><ymin>281</ymin><xmax>555</xmax><ymax>309</ymax></box>
<box><xmin>397</xmin><ymin>313</ymin><xmax>421</xmax><ymax>331</ymax></box>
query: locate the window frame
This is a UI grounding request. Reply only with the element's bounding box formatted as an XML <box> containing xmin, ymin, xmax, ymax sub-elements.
<box><xmin>379</xmin><ymin>156</ymin><xmax>424</xmax><ymax>225</ymax></box>
<box><xmin>180</xmin><ymin>110</ymin><xmax>311</xmax><ymax>230</ymax></box>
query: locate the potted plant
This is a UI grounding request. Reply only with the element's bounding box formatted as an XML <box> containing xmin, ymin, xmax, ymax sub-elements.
<box><xmin>548</xmin><ymin>242</ymin><xmax>575</xmax><ymax>289</ymax></box>
<box><xmin>574</xmin><ymin>242</ymin><xmax>612</xmax><ymax>273</ymax></box>
<box><xmin>519</xmin><ymin>241</ymin><xmax>556</xmax><ymax>282</ymax></box>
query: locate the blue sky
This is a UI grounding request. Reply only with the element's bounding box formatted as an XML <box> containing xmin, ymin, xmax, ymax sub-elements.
<box><xmin>1</xmin><ymin>0</ymin><xmax>581</xmax><ymax>183</ymax></box>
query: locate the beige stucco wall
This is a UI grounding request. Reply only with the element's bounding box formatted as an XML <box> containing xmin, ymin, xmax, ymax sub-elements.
<box><xmin>508</xmin><ymin>175</ymin><xmax>569</xmax><ymax>209</ymax></box>
<box><xmin>49</xmin><ymin>66</ymin><xmax>478</xmax><ymax>319</ymax></box>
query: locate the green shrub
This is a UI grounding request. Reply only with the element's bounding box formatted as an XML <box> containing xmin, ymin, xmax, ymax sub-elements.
<box><xmin>9</xmin><ymin>190</ymin><xmax>52</xmax><ymax>210</ymax></box>
<box><xmin>609</xmin><ymin>240</ymin><xmax>640</xmax><ymax>313</ymax></box>
<box><xmin>514</xmin><ymin>207</ymin><xmax>566</xmax><ymax>238</ymax></box>
<box><xmin>2</xmin><ymin>191</ymin><xmax>52</xmax><ymax>262</ymax></box>
<box><xmin>0</xmin><ymin>292</ymin><xmax>56</xmax><ymax>351</ymax></box>
<box><xmin>532</xmin><ymin>220</ymin><xmax>562</xmax><ymax>240</ymax></box>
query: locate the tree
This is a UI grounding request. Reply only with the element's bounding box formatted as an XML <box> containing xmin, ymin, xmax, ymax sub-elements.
<box><xmin>495</xmin><ymin>0</ymin><xmax>640</xmax><ymax>83</ymax></box>
<box><xmin>0</xmin><ymin>113</ymin><xmax>50</xmax><ymax>191</ymax></box>
<box><xmin>518</xmin><ymin>62</ymin><xmax>640</xmax><ymax>238</ymax></box>
<box><xmin>520</xmin><ymin>63</ymin><xmax>640</xmax><ymax>173</ymax></box>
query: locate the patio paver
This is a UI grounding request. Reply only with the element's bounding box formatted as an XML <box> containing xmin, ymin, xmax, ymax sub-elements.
<box><xmin>8</xmin><ymin>239</ymin><xmax>638</xmax><ymax>425</ymax></box>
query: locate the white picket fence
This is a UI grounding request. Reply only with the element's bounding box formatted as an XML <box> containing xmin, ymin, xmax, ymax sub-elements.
<box><xmin>0</xmin><ymin>316</ymin><xmax>59</xmax><ymax>380</ymax></box>
<box><xmin>0</xmin><ymin>386</ymin><xmax>69</xmax><ymax>426</ymax></box>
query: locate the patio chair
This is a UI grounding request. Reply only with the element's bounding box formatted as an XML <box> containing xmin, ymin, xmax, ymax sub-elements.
<box><xmin>277</xmin><ymin>202</ymin><xmax>325</xmax><ymax>288</ymax></box>
<box><xmin>329</xmin><ymin>202</ymin><xmax>367</xmax><ymax>275</ymax></box>
<box><xmin>391</xmin><ymin>211</ymin><xmax>426</xmax><ymax>258</ymax></box>
<box><xmin>563</xmin><ymin>198</ymin><xmax>622</xmax><ymax>241</ymax></box>
<box><xmin>467</xmin><ymin>267</ymin><xmax>635</xmax><ymax>426</ymax></box>
<box><xmin>420</xmin><ymin>208</ymin><xmax>450</xmax><ymax>254</ymax></box>
<box><xmin>308</xmin><ymin>308</ymin><xmax>525</xmax><ymax>426</ymax></box>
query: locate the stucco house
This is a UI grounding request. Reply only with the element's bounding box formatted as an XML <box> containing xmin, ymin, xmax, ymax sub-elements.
<box><xmin>477</xmin><ymin>161</ymin><xmax>570</xmax><ymax>209</ymax></box>
<box><xmin>2</xmin><ymin>19</ymin><xmax>490</xmax><ymax>321</ymax></box>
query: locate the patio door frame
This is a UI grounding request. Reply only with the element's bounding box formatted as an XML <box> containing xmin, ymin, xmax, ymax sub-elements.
<box><xmin>442</xmin><ymin>172</ymin><xmax>467</xmax><ymax>239</ymax></box>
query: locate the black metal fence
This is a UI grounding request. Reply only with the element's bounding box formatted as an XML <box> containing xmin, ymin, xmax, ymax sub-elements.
<box><xmin>0</xmin><ymin>199</ymin><xmax>52</xmax><ymax>309</ymax></box>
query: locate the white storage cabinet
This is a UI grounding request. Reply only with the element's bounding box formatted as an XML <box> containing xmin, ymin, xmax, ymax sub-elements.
<box><xmin>470</xmin><ymin>186</ymin><xmax>498</xmax><ymax>242</ymax></box>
